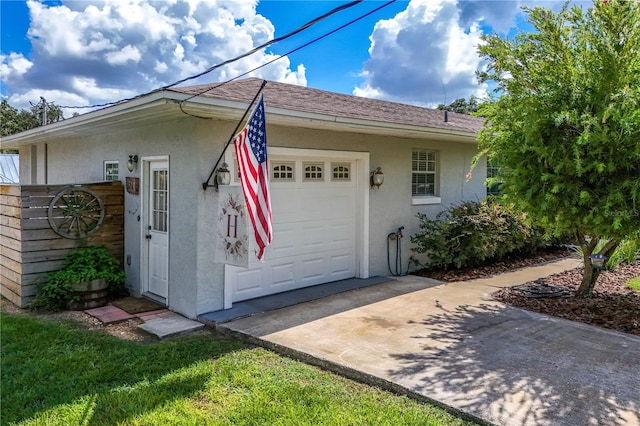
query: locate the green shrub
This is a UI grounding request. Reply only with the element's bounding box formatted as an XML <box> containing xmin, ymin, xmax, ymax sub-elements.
<box><xmin>31</xmin><ymin>246</ymin><xmax>126</xmax><ymax>311</ymax></box>
<box><xmin>411</xmin><ymin>199</ymin><xmax>561</xmax><ymax>270</ymax></box>
<box><xmin>626</xmin><ymin>277</ymin><xmax>640</xmax><ymax>291</ymax></box>
<box><xmin>607</xmin><ymin>232</ymin><xmax>640</xmax><ymax>269</ymax></box>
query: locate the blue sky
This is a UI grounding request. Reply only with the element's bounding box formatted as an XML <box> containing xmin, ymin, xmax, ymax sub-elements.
<box><xmin>1</xmin><ymin>0</ymin><xmax>591</xmax><ymax>116</ymax></box>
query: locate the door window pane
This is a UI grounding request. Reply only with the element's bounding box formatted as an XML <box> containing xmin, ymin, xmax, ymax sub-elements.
<box><xmin>152</xmin><ymin>170</ymin><xmax>168</xmax><ymax>232</ymax></box>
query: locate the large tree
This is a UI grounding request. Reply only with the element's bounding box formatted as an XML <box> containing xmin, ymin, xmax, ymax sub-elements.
<box><xmin>1</xmin><ymin>100</ymin><xmax>39</xmax><ymax>137</ymax></box>
<box><xmin>1</xmin><ymin>99</ymin><xmax>64</xmax><ymax>138</ymax></box>
<box><xmin>475</xmin><ymin>0</ymin><xmax>640</xmax><ymax>297</ymax></box>
<box><xmin>437</xmin><ymin>96</ymin><xmax>481</xmax><ymax>115</ymax></box>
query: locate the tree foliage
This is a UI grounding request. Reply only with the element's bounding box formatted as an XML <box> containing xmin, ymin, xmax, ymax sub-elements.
<box><xmin>1</xmin><ymin>99</ymin><xmax>65</xmax><ymax>138</ymax></box>
<box><xmin>1</xmin><ymin>100</ymin><xmax>39</xmax><ymax>137</ymax></box>
<box><xmin>437</xmin><ymin>96</ymin><xmax>481</xmax><ymax>114</ymax></box>
<box><xmin>474</xmin><ymin>0</ymin><xmax>640</xmax><ymax>296</ymax></box>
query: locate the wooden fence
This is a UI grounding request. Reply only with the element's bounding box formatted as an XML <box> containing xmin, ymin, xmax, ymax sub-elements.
<box><xmin>1</xmin><ymin>181</ymin><xmax>124</xmax><ymax>307</ymax></box>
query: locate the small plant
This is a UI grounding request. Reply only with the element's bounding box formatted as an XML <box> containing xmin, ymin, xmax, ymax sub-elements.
<box><xmin>31</xmin><ymin>246</ymin><xmax>125</xmax><ymax>311</ymax></box>
<box><xmin>626</xmin><ymin>277</ymin><xmax>640</xmax><ymax>291</ymax></box>
<box><xmin>571</xmin><ymin>233</ymin><xmax>640</xmax><ymax>271</ymax></box>
<box><xmin>607</xmin><ymin>232</ymin><xmax>640</xmax><ymax>269</ymax></box>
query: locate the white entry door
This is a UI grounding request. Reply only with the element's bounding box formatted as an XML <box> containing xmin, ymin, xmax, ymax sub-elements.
<box><xmin>144</xmin><ymin>159</ymin><xmax>169</xmax><ymax>300</ymax></box>
<box><xmin>226</xmin><ymin>151</ymin><xmax>361</xmax><ymax>302</ymax></box>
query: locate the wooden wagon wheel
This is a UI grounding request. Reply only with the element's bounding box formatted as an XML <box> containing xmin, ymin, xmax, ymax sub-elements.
<box><xmin>48</xmin><ymin>186</ymin><xmax>105</xmax><ymax>239</ymax></box>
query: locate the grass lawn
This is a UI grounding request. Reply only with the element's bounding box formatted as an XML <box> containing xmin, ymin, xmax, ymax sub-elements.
<box><xmin>1</xmin><ymin>314</ymin><xmax>476</xmax><ymax>425</ymax></box>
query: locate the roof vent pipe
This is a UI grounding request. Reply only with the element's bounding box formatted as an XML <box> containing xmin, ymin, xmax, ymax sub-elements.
<box><xmin>444</xmin><ymin>110</ymin><xmax>448</xmax><ymax>123</ymax></box>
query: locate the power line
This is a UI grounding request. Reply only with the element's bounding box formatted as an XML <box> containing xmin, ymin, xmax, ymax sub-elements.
<box><xmin>57</xmin><ymin>0</ymin><xmax>366</xmax><ymax>111</ymax></box>
<box><xmin>179</xmin><ymin>0</ymin><xmax>397</xmax><ymax>119</ymax></box>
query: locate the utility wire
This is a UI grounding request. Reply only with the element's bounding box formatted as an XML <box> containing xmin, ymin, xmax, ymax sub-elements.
<box><xmin>179</xmin><ymin>0</ymin><xmax>397</xmax><ymax>119</ymax></box>
<box><xmin>57</xmin><ymin>0</ymin><xmax>364</xmax><ymax>110</ymax></box>
<box><xmin>164</xmin><ymin>0</ymin><xmax>362</xmax><ymax>90</ymax></box>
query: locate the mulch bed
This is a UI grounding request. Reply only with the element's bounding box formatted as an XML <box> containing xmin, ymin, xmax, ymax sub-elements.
<box><xmin>413</xmin><ymin>248</ymin><xmax>640</xmax><ymax>336</ymax></box>
<box><xmin>414</xmin><ymin>246</ymin><xmax>573</xmax><ymax>282</ymax></box>
<box><xmin>493</xmin><ymin>262</ymin><xmax>640</xmax><ymax>336</ymax></box>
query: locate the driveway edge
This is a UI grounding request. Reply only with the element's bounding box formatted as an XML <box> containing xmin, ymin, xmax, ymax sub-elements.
<box><xmin>216</xmin><ymin>324</ymin><xmax>494</xmax><ymax>426</ymax></box>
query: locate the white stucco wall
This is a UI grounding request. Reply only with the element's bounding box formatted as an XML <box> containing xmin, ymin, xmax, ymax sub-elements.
<box><xmin>261</xmin><ymin>124</ymin><xmax>487</xmax><ymax>278</ymax></box>
<box><xmin>40</xmin><ymin>117</ymin><xmax>210</xmax><ymax>318</ymax></box>
<box><xmin>23</xmin><ymin>113</ymin><xmax>486</xmax><ymax>319</ymax></box>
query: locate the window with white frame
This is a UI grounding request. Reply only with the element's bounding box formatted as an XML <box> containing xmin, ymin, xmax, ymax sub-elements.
<box><xmin>412</xmin><ymin>149</ymin><xmax>437</xmax><ymax>197</ymax></box>
<box><xmin>303</xmin><ymin>162</ymin><xmax>323</xmax><ymax>181</ymax></box>
<box><xmin>331</xmin><ymin>163</ymin><xmax>350</xmax><ymax>181</ymax></box>
<box><xmin>104</xmin><ymin>161</ymin><xmax>119</xmax><ymax>181</ymax></box>
<box><xmin>272</xmin><ymin>162</ymin><xmax>295</xmax><ymax>181</ymax></box>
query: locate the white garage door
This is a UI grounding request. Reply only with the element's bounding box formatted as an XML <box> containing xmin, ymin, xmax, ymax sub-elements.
<box><xmin>226</xmin><ymin>152</ymin><xmax>359</xmax><ymax>302</ymax></box>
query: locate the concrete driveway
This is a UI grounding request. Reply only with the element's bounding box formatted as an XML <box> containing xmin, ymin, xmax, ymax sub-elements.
<box><xmin>219</xmin><ymin>259</ymin><xmax>640</xmax><ymax>426</ymax></box>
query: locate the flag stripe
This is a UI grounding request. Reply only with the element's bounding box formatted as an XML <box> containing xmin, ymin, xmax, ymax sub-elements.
<box><xmin>233</xmin><ymin>96</ymin><xmax>272</xmax><ymax>261</ymax></box>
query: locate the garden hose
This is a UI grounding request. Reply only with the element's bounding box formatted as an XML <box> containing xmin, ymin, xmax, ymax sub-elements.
<box><xmin>387</xmin><ymin>226</ymin><xmax>408</xmax><ymax>277</ymax></box>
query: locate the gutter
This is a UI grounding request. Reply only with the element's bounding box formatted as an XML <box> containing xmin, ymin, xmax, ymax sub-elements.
<box><xmin>1</xmin><ymin>90</ymin><xmax>479</xmax><ymax>147</ymax></box>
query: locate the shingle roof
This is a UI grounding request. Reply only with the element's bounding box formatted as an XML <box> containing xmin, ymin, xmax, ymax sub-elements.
<box><xmin>170</xmin><ymin>78</ymin><xmax>484</xmax><ymax>134</ymax></box>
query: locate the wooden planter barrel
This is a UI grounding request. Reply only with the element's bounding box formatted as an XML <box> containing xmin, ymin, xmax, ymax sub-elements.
<box><xmin>67</xmin><ymin>278</ymin><xmax>109</xmax><ymax>311</ymax></box>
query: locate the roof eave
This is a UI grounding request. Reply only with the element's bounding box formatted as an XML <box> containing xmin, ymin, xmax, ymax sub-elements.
<box><xmin>0</xmin><ymin>91</ymin><xmax>175</xmax><ymax>147</ymax></box>
<box><xmin>179</xmin><ymin>99</ymin><xmax>479</xmax><ymax>143</ymax></box>
<box><xmin>0</xmin><ymin>91</ymin><xmax>478</xmax><ymax>147</ymax></box>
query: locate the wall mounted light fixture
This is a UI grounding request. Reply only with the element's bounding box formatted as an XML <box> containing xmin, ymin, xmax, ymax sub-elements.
<box><xmin>127</xmin><ymin>155</ymin><xmax>139</xmax><ymax>172</ymax></box>
<box><xmin>370</xmin><ymin>167</ymin><xmax>384</xmax><ymax>189</ymax></box>
<box><xmin>214</xmin><ymin>162</ymin><xmax>231</xmax><ymax>191</ymax></box>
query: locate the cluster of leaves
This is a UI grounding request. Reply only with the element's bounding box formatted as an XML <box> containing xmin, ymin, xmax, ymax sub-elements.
<box><xmin>31</xmin><ymin>246</ymin><xmax>126</xmax><ymax>311</ymax></box>
<box><xmin>607</xmin><ymin>232</ymin><xmax>640</xmax><ymax>269</ymax></box>
<box><xmin>0</xmin><ymin>99</ymin><xmax>65</xmax><ymax>138</ymax></box>
<box><xmin>411</xmin><ymin>200</ymin><xmax>562</xmax><ymax>270</ymax></box>
<box><xmin>437</xmin><ymin>96</ymin><xmax>482</xmax><ymax>115</ymax></box>
<box><xmin>474</xmin><ymin>0</ymin><xmax>640</xmax><ymax>296</ymax></box>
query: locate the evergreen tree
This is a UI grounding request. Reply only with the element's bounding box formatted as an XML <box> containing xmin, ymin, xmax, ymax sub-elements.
<box><xmin>474</xmin><ymin>0</ymin><xmax>640</xmax><ymax>297</ymax></box>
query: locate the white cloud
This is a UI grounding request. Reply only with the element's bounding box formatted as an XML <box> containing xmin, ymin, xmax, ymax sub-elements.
<box><xmin>155</xmin><ymin>60</ymin><xmax>169</xmax><ymax>74</ymax></box>
<box><xmin>354</xmin><ymin>0</ymin><xmax>595</xmax><ymax>106</ymax></box>
<box><xmin>105</xmin><ymin>45</ymin><xmax>142</xmax><ymax>66</ymax></box>
<box><xmin>1</xmin><ymin>53</ymin><xmax>34</xmax><ymax>82</ymax></box>
<box><xmin>354</xmin><ymin>0</ymin><xmax>489</xmax><ymax>107</ymax></box>
<box><xmin>70</xmin><ymin>77</ymin><xmax>138</xmax><ymax>101</ymax></box>
<box><xmin>2</xmin><ymin>0</ymin><xmax>595</xmax><ymax>115</ymax></box>
<box><xmin>3</xmin><ymin>0</ymin><xmax>305</xmax><ymax>112</ymax></box>
<box><xmin>8</xmin><ymin>89</ymin><xmax>90</xmax><ymax>118</ymax></box>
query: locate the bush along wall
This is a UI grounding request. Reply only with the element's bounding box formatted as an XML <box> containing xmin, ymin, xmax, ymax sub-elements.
<box><xmin>410</xmin><ymin>199</ymin><xmax>564</xmax><ymax>270</ymax></box>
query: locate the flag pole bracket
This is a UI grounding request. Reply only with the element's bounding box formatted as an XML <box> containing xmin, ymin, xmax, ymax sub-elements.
<box><xmin>202</xmin><ymin>80</ymin><xmax>267</xmax><ymax>190</ymax></box>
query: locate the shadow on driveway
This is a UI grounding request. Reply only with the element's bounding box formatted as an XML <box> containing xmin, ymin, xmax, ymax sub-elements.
<box><xmin>388</xmin><ymin>303</ymin><xmax>640</xmax><ymax>426</ymax></box>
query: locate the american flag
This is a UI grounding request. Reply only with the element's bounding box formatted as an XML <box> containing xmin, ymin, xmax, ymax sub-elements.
<box><xmin>233</xmin><ymin>96</ymin><xmax>273</xmax><ymax>261</ymax></box>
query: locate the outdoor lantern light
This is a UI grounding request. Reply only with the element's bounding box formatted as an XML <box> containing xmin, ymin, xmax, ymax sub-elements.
<box><xmin>127</xmin><ymin>155</ymin><xmax>139</xmax><ymax>172</ymax></box>
<box><xmin>589</xmin><ymin>253</ymin><xmax>608</xmax><ymax>269</ymax></box>
<box><xmin>370</xmin><ymin>167</ymin><xmax>384</xmax><ymax>189</ymax></box>
<box><xmin>214</xmin><ymin>163</ymin><xmax>231</xmax><ymax>190</ymax></box>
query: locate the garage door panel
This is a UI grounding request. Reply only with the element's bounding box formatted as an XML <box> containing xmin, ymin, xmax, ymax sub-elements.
<box><xmin>300</xmin><ymin>193</ymin><xmax>355</xmax><ymax>221</ymax></box>
<box><xmin>327</xmin><ymin>221</ymin><xmax>355</xmax><ymax>248</ymax></box>
<box><xmin>301</xmin><ymin>224</ymin><xmax>326</xmax><ymax>250</ymax></box>
<box><xmin>271</xmin><ymin>191</ymin><xmax>300</xmax><ymax>218</ymax></box>
<box><xmin>270</xmin><ymin>261</ymin><xmax>295</xmax><ymax>289</ymax></box>
<box><xmin>233</xmin><ymin>268</ymin><xmax>267</xmax><ymax>298</ymax></box>
<box><xmin>268</xmin><ymin>226</ymin><xmax>296</xmax><ymax>258</ymax></box>
<box><xmin>228</xmin><ymin>154</ymin><xmax>359</xmax><ymax>302</ymax></box>
<box><xmin>298</xmin><ymin>256</ymin><xmax>325</xmax><ymax>284</ymax></box>
<box><xmin>268</xmin><ymin>220</ymin><xmax>354</xmax><ymax>258</ymax></box>
<box><xmin>272</xmin><ymin>201</ymin><xmax>356</xmax><ymax>223</ymax></box>
<box><xmin>329</xmin><ymin>253</ymin><xmax>355</xmax><ymax>276</ymax></box>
